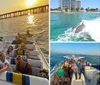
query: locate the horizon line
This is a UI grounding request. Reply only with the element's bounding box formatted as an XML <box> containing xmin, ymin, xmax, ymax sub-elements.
<box><xmin>51</xmin><ymin>52</ymin><xmax>100</xmax><ymax>56</ymax></box>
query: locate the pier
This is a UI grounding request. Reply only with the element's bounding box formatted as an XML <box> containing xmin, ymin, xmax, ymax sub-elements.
<box><xmin>0</xmin><ymin>5</ymin><xmax>49</xmax><ymax>20</ymax></box>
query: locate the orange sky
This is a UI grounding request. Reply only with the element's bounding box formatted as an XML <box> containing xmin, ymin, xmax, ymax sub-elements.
<box><xmin>0</xmin><ymin>0</ymin><xmax>49</xmax><ymax>14</ymax></box>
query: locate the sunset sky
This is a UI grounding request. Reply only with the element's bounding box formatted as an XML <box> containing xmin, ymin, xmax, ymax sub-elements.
<box><xmin>0</xmin><ymin>0</ymin><xmax>48</xmax><ymax>14</ymax></box>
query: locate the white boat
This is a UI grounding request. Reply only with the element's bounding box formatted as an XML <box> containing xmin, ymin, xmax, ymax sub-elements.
<box><xmin>50</xmin><ymin>56</ymin><xmax>100</xmax><ymax>85</ymax></box>
<box><xmin>0</xmin><ymin>33</ymin><xmax>49</xmax><ymax>85</ymax></box>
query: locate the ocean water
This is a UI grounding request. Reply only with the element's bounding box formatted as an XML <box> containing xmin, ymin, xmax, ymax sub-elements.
<box><xmin>50</xmin><ymin>53</ymin><xmax>100</xmax><ymax>74</ymax></box>
<box><xmin>0</xmin><ymin>13</ymin><xmax>49</xmax><ymax>60</ymax></box>
<box><xmin>0</xmin><ymin>13</ymin><xmax>48</xmax><ymax>36</ymax></box>
<box><xmin>50</xmin><ymin>13</ymin><xmax>100</xmax><ymax>41</ymax></box>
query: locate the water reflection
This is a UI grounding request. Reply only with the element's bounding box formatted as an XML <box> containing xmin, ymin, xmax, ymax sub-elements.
<box><xmin>27</xmin><ymin>14</ymin><xmax>35</xmax><ymax>25</ymax></box>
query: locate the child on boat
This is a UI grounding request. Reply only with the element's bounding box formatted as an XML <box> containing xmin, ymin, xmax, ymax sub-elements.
<box><xmin>6</xmin><ymin>46</ymin><xmax>16</xmax><ymax>58</ymax></box>
<box><xmin>0</xmin><ymin>51</ymin><xmax>9</xmax><ymax>73</ymax></box>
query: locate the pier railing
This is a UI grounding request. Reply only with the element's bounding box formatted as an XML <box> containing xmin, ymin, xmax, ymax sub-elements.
<box><xmin>0</xmin><ymin>5</ymin><xmax>49</xmax><ymax>20</ymax></box>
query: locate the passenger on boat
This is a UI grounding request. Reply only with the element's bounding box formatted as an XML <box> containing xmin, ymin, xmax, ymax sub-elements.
<box><xmin>72</xmin><ymin>62</ymin><xmax>81</xmax><ymax>79</ymax></box>
<box><xmin>26</xmin><ymin>30</ymin><xmax>33</xmax><ymax>37</ymax></box>
<box><xmin>68</xmin><ymin>61</ymin><xmax>75</xmax><ymax>81</ymax></box>
<box><xmin>0</xmin><ymin>52</ymin><xmax>9</xmax><ymax>73</ymax></box>
<box><xmin>62</xmin><ymin>62</ymin><xmax>71</xmax><ymax>85</ymax></box>
<box><xmin>54</xmin><ymin>67</ymin><xmax>65</xmax><ymax>85</ymax></box>
<box><xmin>15</xmin><ymin>49</ymin><xmax>40</xmax><ymax>60</ymax></box>
<box><xmin>16</xmin><ymin>55</ymin><xmax>32</xmax><ymax>75</ymax></box>
<box><xmin>86</xmin><ymin>61</ymin><xmax>90</xmax><ymax>66</ymax></box>
<box><xmin>81</xmin><ymin>60</ymin><xmax>86</xmax><ymax>74</ymax></box>
<box><xmin>0</xmin><ymin>37</ymin><xmax>3</xmax><ymax>41</ymax></box>
<box><xmin>39</xmin><ymin>68</ymin><xmax>49</xmax><ymax>79</ymax></box>
<box><xmin>19</xmin><ymin>42</ymin><xmax>26</xmax><ymax>50</ymax></box>
<box><xmin>6</xmin><ymin>46</ymin><xmax>15</xmax><ymax>58</ymax></box>
<box><xmin>12</xmin><ymin>36</ymin><xmax>23</xmax><ymax>44</ymax></box>
<box><xmin>78</xmin><ymin>60</ymin><xmax>86</xmax><ymax>75</ymax></box>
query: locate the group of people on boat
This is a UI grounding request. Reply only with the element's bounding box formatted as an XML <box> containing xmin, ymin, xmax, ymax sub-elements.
<box><xmin>52</xmin><ymin>56</ymin><xmax>90</xmax><ymax>85</ymax></box>
<box><xmin>0</xmin><ymin>31</ymin><xmax>48</xmax><ymax>79</ymax></box>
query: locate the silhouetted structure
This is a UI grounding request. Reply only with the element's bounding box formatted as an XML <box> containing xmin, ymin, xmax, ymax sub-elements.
<box><xmin>0</xmin><ymin>5</ymin><xmax>49</xmax><ymax>20</ymax></box>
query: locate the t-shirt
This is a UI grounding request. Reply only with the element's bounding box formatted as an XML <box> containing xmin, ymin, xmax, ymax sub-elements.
<box><xmin>8</xmin><ymin>50</ymin><xmax>15</xmax><ymax>58</ymax></box>
<box><xmin>16</xmin><ymin>49</ymin><xmax>25</xmax><ymax>55</ymax></box>
<box><xmin>0</xmin><ymin>60</ymin><xmax>9</xmax><ymax>69</ymax></box>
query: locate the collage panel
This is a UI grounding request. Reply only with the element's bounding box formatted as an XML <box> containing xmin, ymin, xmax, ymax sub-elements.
<box><xmin>0</xmin><ymin>0</ymin><xmax>49</xmax><ymax>85</ymax></box>
<box><xmin>50</xmin><ymin>42</ymin><xmax>100</xmax><ymax>85</ymax></box>
<box><xmin>0</xmin><ymin>0</ymin><xmax>100</xmax><ymax>85</ymax></box>
<box><xmin>50</xmin><ymin>0</ymin><xmax>100</xmax><ymax>41</ymax></box>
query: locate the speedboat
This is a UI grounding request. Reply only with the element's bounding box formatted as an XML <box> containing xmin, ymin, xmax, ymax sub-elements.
<box><xmin>0</xmin><ymin>32</ymin><xmax>49</xmax><ymax>85</ymax></box>
<box><xmin>50</xmin><ymin>56</ymin><xmax>100</xmax><ymax>85</ymax></box>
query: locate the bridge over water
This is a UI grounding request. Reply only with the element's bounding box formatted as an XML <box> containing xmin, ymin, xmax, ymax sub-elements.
<box><xmin>0</xmin><ymin>5</ymin><xmax>49</xmax><ymax>20</ymax></box>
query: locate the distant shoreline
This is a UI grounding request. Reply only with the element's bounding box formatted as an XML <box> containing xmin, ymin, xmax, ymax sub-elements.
<box><xmin>51</xmin><ymin>11</ymin><xmax>100</xmax><ymax>14</ymax></box>
<box><xmin>51</xmin><ymin>53</ymin><xmax>100</xmax><ymax>57</ymax></box>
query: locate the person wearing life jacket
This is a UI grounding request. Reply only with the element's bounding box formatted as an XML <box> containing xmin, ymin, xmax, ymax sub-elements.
<box><xmin>16</xmin><ymin>55</ymin><xmax>32</xmax><ymax>75</ymax></box>
<box><xmin>39</xmin><ymin>68</ymin><xmax>49</xmax><ymax>79</ymax></box>
<box><xmin>0</xmin><ymin>51</ymin><xmax>9</xmax><ymax>73</ymax></box>
<box><xmin>6</xmin><ymin>46</ymin><xmax>16</xmax><ymax>58</ymax></box>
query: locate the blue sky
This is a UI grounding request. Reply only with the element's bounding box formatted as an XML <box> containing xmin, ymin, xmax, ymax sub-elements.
<box><xmin>50</xmin><ymin>0</ymin><xmax>100</xmax><ymax>8</ymax></box>
<box><xmin>50</xmin><ymin>43</ymin><xmax>100</xmax><ymax>56</ymax></box>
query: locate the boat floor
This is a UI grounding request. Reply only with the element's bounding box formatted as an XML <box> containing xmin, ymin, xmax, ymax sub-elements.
<box><xmin>0</xmin><ymin>80</ymin><xmax>19</xmax><ymax>85</ymax></box>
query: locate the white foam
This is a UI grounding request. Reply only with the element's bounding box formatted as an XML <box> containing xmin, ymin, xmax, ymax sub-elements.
<box><xmin>82</xmin><ymin>18</ymin><xmax>100</xmax><ymax>42</ymax></box>
<box><xmin>57</xmin><ymin>17</ymin><xmax>100</xmax><ymax>41</ymax></box>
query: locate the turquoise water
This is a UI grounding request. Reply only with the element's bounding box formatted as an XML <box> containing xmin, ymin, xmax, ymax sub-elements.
<box><xmin>50</xmin><ymin>13</ymin><xmax>100</xmax><ymax>41</ymax></box>
<box><xmin>50</xmin><ymin>53</ymin><xmax>100</xmax><ymax>74</ymax></box>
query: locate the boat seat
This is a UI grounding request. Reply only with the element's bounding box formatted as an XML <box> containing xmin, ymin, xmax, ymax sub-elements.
<box><xmin>7</xmin><ymin>64</ymin><xmax>13</xmax><ymax>72</ymax></box>
<box><xmin>25</xmin><ymin>44</ymin><xmax>36</xmax><ymax>50</ymax></box>
<box><xmin>0</xmin><ymin>71</ymin><xmax>49</xmax><ymax>85</ymax></box>
<box><xmin>11</xmin><ymin>65</ymin><xmax>16</xmax><ymax>72</ymax></box>
<box><xmin>0</xmin><ymin>41</ymin><xmax>4</xmax><ymax>51</ymax></box>
<box><xmin>3</xmin><ymin>36</ymin><xmax>16</xmax><ymax>44</ymax></box>
<box><xmin>29</xmin><ymin>51</ymin><xmax>39</xmax><ymax>57</ymax></box>
<box><xmin>8</xmin><ymin>58</ymin><xmax>43</xmax><ymax>68</ymax></box>
<box><xmin>71</xmin><ymin>73</ymin><xmax>86</xmax><ymax>85</ymax></box>
<box><xmin>27</xmin><ymin>59</ymin><xmax>43</xmax><ymax>68</ymax></box>
<box><xmin>85</xmin><ymin>66</ymin><xmax>97</xmax><ymax>80</ymax></box>
<box><xmin>27</xmin><ymin>37</ymin><xmax>35</xmax><ymax>42</ymax></box>
<box><xmin>10</xmin><ymin>64</ymin><xmax>41</xmax><ymax>76</ymax></box>
<box><xmin>32</xmin><ymin>67</ymin><xmax>41</xmax><ymax>76</ymax></box>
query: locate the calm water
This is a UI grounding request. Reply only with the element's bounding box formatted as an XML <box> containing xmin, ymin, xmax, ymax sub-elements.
<box><xmin>50</xmin><ymin>53</ymin><xmax>100</xmax><ymax>74</ymax></box>
<box><xmin>0</xmin><ymin>13</ymin><xmax>48</xmax><ymax>36</ymax></box>
<box><xmin>50</xmin><ymin>13</ymin><xmax>100</xmax><ymax>41</ymax></box>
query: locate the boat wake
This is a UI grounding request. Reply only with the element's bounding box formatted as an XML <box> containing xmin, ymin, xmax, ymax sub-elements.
<box><xmin>57</xmin><ymin>18</ymin><xmax>100</xmax><ymax>41</ymax></box>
